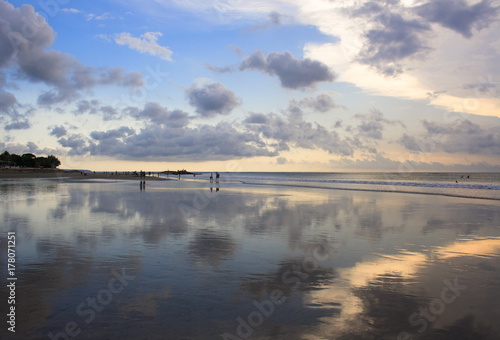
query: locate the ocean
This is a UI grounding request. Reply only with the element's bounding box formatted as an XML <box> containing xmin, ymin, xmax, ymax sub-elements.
<box><xmin>1</xmin><ymin>172</ymin><xmax>499</xmax><ymax>339</ymax></box>
<box><xmin>188</xmin><ymin>172</ymin><xmax>500</xmax><ymax>200</ymax></box>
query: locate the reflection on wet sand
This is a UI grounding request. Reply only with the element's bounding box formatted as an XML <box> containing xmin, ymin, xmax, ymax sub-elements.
<box><xmin>0</xmin><ymin>179</ymin><xmax>499</xmax><ymax>339</ymax></box>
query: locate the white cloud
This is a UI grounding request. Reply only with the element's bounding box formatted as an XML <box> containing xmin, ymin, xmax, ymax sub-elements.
<box><xmin>61</xmin><ymin>8</ymin><xmax>81</xmax><ymax>14</ymax></box>
<box><xmin>299</xmin><ymin>1</ymin><xmax>500</xmax><ymax>118</ymax></box>
<box><xmin>113</xmin><ymin>32</ymin><xmax>173</xmax><ymax>61</ymax></box>
<box><xmin>86</xmin><ymin>12</ymin><xmax>114</xmax><ymax>21</ymax></box>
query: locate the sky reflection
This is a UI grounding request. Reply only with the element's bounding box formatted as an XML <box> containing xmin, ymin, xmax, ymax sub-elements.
<box><xmin>1</xmin><ymin>179</ymin><xmax>499</xmax><ymax>339</ymax></box>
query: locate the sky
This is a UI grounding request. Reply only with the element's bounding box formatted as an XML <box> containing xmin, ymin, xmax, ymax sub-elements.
<box><xmin>0</xmin><ymin>0</ymin><xmax>499</xmax><ymax>172</ymax></box>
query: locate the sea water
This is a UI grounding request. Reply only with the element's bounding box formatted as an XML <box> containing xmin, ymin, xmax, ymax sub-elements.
<box><xmin>192</xmin><ymin>172</ymin><xmax>500</xmax><ymax>200</ymax></box>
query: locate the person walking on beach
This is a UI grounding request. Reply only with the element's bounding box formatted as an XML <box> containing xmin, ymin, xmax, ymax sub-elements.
<box><xmin>210</xmin><ymin>173</ymin><xmax>213</xmax><ymax>183</ymax></box>
<box><xmin>215</xmin><ymin>172</ymin><xmax>220</xmax><ymax>183</ymax></box>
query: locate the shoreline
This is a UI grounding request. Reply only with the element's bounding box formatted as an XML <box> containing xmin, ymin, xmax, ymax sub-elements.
<box><xmin>0</xmin><ymin>168</ymin><xmax>168</xmax><ymax>180</ymax></box>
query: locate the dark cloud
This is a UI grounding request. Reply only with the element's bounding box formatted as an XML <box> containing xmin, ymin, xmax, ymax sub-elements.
<box><xmin>463</xmin><ymin>82</ymin><xmax>499</xmax><ymax>97</ymax></box>
<box><xmin>119</xmin><ymin>71</ymin><xmax>144</xmax><ymax>87</ymax></box>
<box><xmin>398</xmin><ymin>133</ymin><xmax>422</xmax><ymax>152</ymax></box>
<box><xmin>186</xmin><ymin>82</ymin><xmax>240</xmax><ymax>117</ymax></box>
<box><xmin>0</xmin><ymin>71</ymin><xmax>17</xmax><ymax>113</ymax></box>
<box><xmin>206</xmin><ymin>64</ymin><xmax>235</xmax><ymax>74</ymax></box>
<box><xmin>422</xmin><ymin>119</ymin><xmax>500</xmax><ymax>155</ymax></box>
<box><xmin>349</xmin><ymin>2</ymin><xmax>431</xmax><ymax>76</ymax></box>
<box><xmin>4</xmin><ymin>119</ymin><xmax>31</xmax><ymax>130</ymax></box>
<box><xmin>73</xmin><ymin>99</ymin><xmax>101</xmax><ymax>115</ymax></box>
<box><xmin>57</xmin><ymin>122</ymin><xmax>277</xmax><ymax>160</ymax></box>
<box><xmin>415</xmin><ymin>0</ymin><xmax>499</xmax><ymax>38</ymax></box>
<box><xmin>57</xmin><ymin>134</ymin><xmax>89</xmax><ymax>155</ymax></box>
<box><xmin>128</xmin><ymin>102</ymin><xmax>190</xmax><ymax>128</ymax></box>
<box><xmin>90</xmin><ymin>126</ymin><xmax>135</xmax><ymax>141</ymax></box>
<box><xmin>240</xmin><ymin>50</ymin><xmax>335</xmax><ymax>89</ymax></box>
<box><xmin>289</xmin><ymin>94</ymin><xmax>339</xmax><ymax>114</ymax></box>
<box><xmin>100</xmin><ymin>105</ymin><xmax>120</xmax><ymax>121</ymax></box>
<box><xmin>50</xmin><ymin>126</ymin><xmax>67</xmax><ymax>138</ymax></box>
<box><xmin>244</xmin><ymin>112</ymin><xmax>269</xmax><ymax>125</ymax></box>
<box><xmin>243</xmin><ymin>111</ymin><xmax>354</xmax><ymax>156</ymax></box>
<box><xmin>423</xmin><ymin>119</ymin><xmax>481</xmax><ymax>135</ymax></box>
<box><xmin>426</xmin><ymin>90</ymin><xmax>447</xmax><ymax>99</ymax></box>
<box><xmin>0</xmin><ymin>89</ymin><xmax>17</xmax><ymax>112</ymax></box>
<box><xmin>337</xmin><ymin>153</ymin><xmax>500</xmax><ymax>172</ymax></box>
<box><xmin>0</xmin><ymin>1</ymin><xmax>143</xmax><ymax>106</ymax></box>
<box><xmin>72</xmin><ymin>100</ymin><xmax>121</xmax><ymax>120</ymax></box>
<box><xmin>354</xmin><ymin>109</ymin><xmax>405</xmax><ymax>140</ymax></box>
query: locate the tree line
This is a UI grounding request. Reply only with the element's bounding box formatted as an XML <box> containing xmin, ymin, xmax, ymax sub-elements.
<box><xmin>0</xmin><ymin>151</ymin><xmax>61</xmax><ymax>169</ymax></box>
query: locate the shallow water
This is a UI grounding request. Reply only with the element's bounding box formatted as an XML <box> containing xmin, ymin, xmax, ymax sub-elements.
<box><xmin>1</xmin><ymin>178</ymin><xmax>500</xmax><ymax>339</ymax></box>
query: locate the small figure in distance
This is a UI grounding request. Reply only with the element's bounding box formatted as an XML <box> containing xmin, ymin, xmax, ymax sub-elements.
<box><xmin>215</xmin><ymin>172</ymin><xmax>220</xmax><ymax>183</ymax></box>
<box><xmin>210</xmin><ymin>172</ymin><xmax>213</xmax><ymax>183</ymax></box>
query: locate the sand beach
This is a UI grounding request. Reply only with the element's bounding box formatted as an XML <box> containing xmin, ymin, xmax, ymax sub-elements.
<box><xmin>0</xmin><ymin>168</ymin><xmax>167</xmax><ymax>180</ymax></box>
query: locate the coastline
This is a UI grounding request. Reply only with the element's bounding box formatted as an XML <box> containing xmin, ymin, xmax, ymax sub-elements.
<box><xmin>0</xmin><ymin>168</ymin><xmax>168</xmax><ymax>180</ymax></box>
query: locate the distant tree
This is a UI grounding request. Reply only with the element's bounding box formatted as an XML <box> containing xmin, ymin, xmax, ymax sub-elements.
<box><xmin>0</xmin><ymin>151</ymin><xmax>61</xmax><ymax>168</ymax></box>
<box><xmin>21</xmin><ymin>153</ymin><xmax>36</xmax><ymax>167</ymax></box>
<box><xmin>0</xmin><ymin>151</ymin><xmax>10</xmax><ymax>161</ymax></box>
<box><xmin>47</xmin><ymin>155</ymin><xmax>61</xmax><ymax>168</ymax></box>
<box><xmin>9</xmin><ymin>154</ymin><xmax>21</xmax><ymax>166</ymax></box>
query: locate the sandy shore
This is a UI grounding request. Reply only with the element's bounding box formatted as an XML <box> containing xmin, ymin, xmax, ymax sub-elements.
<box><xmin>0</xmin><ymin>168</ymin><xmax>168</xmax><ymax>180</ymax></box>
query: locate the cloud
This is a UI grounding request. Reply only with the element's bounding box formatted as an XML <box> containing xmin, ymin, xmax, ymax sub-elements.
<box><xmin>349</xmin><ymin>2</ymin><xmax>431</xmax><ymax>75</ymax></box>
<box><xmin>397</xmin><ymin>133</ymin><xmax>424</xmax><ymax>153</ymax></box>
<box><xmin>128</xmin><ymin>102</ymin><xmax>190</xmax><ymax>128</ymax></box>
<box><xmin>112</xmin><ymin>32</ymin><xmax>173</xmax><ymax>61</ymax></box>
<box><xmin>73</xmin><ymin>99</ymin><xmax>101</xmax><ymax>115</ymax></box>
<box><xmin>90</xmin><ymin>126</ymin><xmax>135</xmax><ymax>141</ymax></box>
<box><xmin>415</xmin><ymin>0</ymin><xmax>499</xmax><ymax>38</ymax></box>
<box><xmin>57</xmin><ymin>134</ymin><xmax>90</xmax><ymax>155</ymax></box>
<box><xmin>186</xmin><ymin>82</ymin><xmax>240</xmax><ymax>117</ymax></box>
<box><xmin>422</xmin><ymin>119</ymin><xmax>500</xmax><ymax>155</ymax></box>
<box><xmin>50</xmin><ymin>126</ymin><xmax>68</xmax><ymax>138</ymax></box>
<box><xmin>240</xmin><ymin>50</ymin><xmax>335</xmax><ymax>89</ymax></box>
<box><xmin>86</xmin><ymin>12</ymin><xmax>114</xmax><ymax>21</ymax></box>
<box><xmin>288</xmin><ymin>94</ymin><xmax>339</xmax><ymax>114</ymax></box>
<box><xmin>243</xmin><ymin>111</ymin><xmax>354</xmax><ymax>156</ymax></box>
<box><xmin>206</xmin><ymin>64</ymin><xmax>235</xmax><ymax>74</ymax></box>
<box><xmin>245</xmin><ymin>11</ymin><xmax>285</xmax><ymax>32</ymax></box>
<box><xmin>244</xmin><ymin>112</ymin><xmax>270</xmax><ymax>125</ymax></box>
<box><xmin>0</xmin><ymin>89</ymin><xmax>17</xmax><ymax>113</ymax></box>
<box><xmin>336</xmin><ymin>153</ymin><xmax>500</xmax><ymax>172</ymax></box>
<box><xmin>72</xmin><ymin>100</ymin><xmax>121</xmax><ymax>121</ymax></box>
<box><xmin>0</xmin><ymin>2</ymin><xmax>143</xmax><ymax>106</ymax></box>
<box><xmin>276</xmin><ymin>157</ymin><xmax>287</xmax><ymax>164</ymax></box>
<box><xmin>61</xmin><ymin>8</ymin><xmax>81</xmax><ymax>14</ymax></box>
<box><xmin>0</xmin><ymin>141</ymin><xmax>59</xmax><ymax>156</ymax></box>
<box><xmin>58</xmin><ymin>123</ymin><xmax>277</xmax><ymax>160</ymax></box>
<box><xmin>4</xmin><ymin>120</ymin><xmax>31</xmax><ymax>130</ymax></box>
<box><xmin>354</xmin><ymin>109</ymin><xmax>405</xmax><ymax>140</ymax></box>
<box><xmin>0</xmin><ymin>71</ymin><xmax>18</xmax><ymax>115</ymax></box>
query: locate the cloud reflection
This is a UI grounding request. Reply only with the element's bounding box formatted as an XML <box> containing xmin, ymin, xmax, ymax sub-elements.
<box><xmin>1</xmin><ymin>180</ymin><xmax>499</xmax><ymax>339</ymax></box>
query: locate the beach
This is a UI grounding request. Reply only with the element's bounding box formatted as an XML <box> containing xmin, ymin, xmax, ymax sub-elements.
<box><xmin>0</xmin><ymin>168</ymin><xmax>167</xmax><ymax>180</ymax></box>
<box><xmin>1</xmin><ymin>173</ymin><xmax>500</xmax><ymax>339</ymax></box>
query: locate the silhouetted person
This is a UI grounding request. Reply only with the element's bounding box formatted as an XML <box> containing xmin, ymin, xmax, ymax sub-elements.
<box><xmin>216</xmin><ymin>172</ymin><xmax>220</xmax><ymax>183</ymax></box>
<box><xmin>210</xmin><ymin>173</ymin><xmax>213</xmax><ymax>183</ymax></box>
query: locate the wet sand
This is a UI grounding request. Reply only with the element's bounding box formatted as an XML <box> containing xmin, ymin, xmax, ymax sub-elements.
<box><xmin>1</xmin><ymin>178</ymin><xmax>499</xmax><ymax>339</ymax></box>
